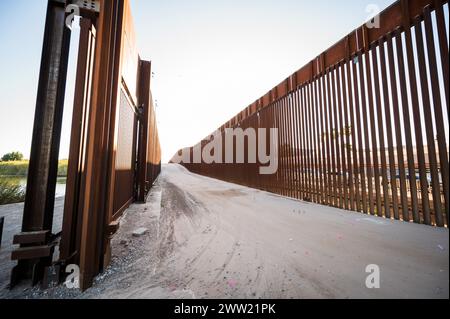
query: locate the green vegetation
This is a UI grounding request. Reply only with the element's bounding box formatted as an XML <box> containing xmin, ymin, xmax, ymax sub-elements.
<box><xmin>1</xmin><ymin>151</ymin><xmax>24</xmax><ymax>162</ymax></box>
<box><xmin>0</xmin><ymin>179</ymin><xmax>26</xmax><ymax>205</ymax></box>
<box><xmin>57</xmin><ymin>159</ymin><xmax>68</xmax><ymax>177</ymax></box>
<box><xmin>0</xmin><ymin>160</ymin><xmax>68</xmax><ymax>205</ymax></box>
<box><xmin>0</xmin><ymin>160</ymin><xmax>29</xmax><ymax>176</ymax></box>
<box><xmin>0</xmin><ymin>160</ymin><xmax>68</xmax><ymax>177</ymax></box>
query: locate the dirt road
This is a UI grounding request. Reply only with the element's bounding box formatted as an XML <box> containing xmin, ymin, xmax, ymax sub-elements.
<box><xmin>1</xmin><ymin>164</ymin><xmax>448</xmax><ymax>299</ymax></box>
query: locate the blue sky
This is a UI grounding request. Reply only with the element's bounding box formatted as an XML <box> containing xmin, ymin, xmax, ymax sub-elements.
<box><xmin>0</xmin><ymin>0</ymin><xmax>397</xmax><ymax>162</ymax></box>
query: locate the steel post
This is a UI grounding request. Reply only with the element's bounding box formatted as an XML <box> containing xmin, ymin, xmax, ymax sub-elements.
<box><xmin>11</xmin><ymin>0</ymin><xmax>71</xmax><ymax>287</ymax></box>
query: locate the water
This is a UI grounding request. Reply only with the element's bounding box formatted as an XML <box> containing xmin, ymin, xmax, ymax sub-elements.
<box><xmin>0</xmin><ymin>176</ymin><xmax>67</xmax><ymax>197</ymax></box>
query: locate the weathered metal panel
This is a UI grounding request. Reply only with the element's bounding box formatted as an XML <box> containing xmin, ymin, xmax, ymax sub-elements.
<box><xmin>112</xmin><ymin>90</ymin><xmax>137</xmax><ymax>217</ymax></box>
<box><xmin>60</xmin><ymin>17</ymin><xmax>96</xmax><ymax>265</ymax></box>
<box><xmin>120</xmin><ymin>0</ymin><xmax>139</xmax><ymax>104</ymax></box>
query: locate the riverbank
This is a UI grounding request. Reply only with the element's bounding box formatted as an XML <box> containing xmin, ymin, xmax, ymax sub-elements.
<box><xmin>0</xmin><ymin>160</ymin><xmax>68</xmax><ymax>204</ymax></box>
<box><xmin>0</xmin><ymin>160</ymin><xmax>68</xmax><ymax>177</ymax></box>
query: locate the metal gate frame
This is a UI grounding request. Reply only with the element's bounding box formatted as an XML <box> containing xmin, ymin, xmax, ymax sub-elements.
<box><xmin>11</xmin><ymin>0</ymin><xmax>161</xmax><ymax>290</ymax></box>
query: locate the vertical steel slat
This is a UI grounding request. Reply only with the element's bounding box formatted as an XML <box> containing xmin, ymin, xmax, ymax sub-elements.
<box><xmin>292</xmin><ymin>89</ymin><xmax>301</xmax><ymax>200</ymax></box>
<box><xmin>300</xmin><ymin>86</ymin><xmax>309</xmax><ymax>200</ymax></box>
<box><xmin>271</xmin><ymin>102</ymin><xmax>277</xmax><ymax>194</ymax></box>
<box><xmin>395</xmin><ymin>30</ymin><xmax>418</xmax><ymax>222</ymax></box>
<box><xmin>258</xmin><ymin>113</ymin><xmax>262</xmax><ymax>188</ymax></box>
<box><xmin>289</xmin><ymin>91</ymin><xmax>296</xmax><ymax>198</ymax></box>
<box><xmin>302</xmin><ymin>85</ymin><xmax>309</xmax><ymax>200</ymax></box>
<box><xmin>307</xmin><ymin>83</ymin><xmax>314</xmax><ymax>201</ymax></box>
<box><xmin>327</xmin><ymin>70</ymin><xmax>338</xmax><ymax>207</ymax></box>
<box><xmin>285</xmin><ymin>94</ymin><xmax>293</xmax><ymax>198</ymax></box>
<box><xmin>296</xmin><ymin>88</ymin><xmax>304</xmax><ymax>199</ymax></box>
<box><xmin>319</xmin><ymin>76</ymin><xmax>327</xmax><ymax>205</ymax></box>
<box><xmin>267</xmin><ymin>105</ymin><xmax>273</xmax><ymax>193</ymax></box>
<box><xmin>311</xmin><ymin>81</ymin><xmax>319</xmax><ymax>203</ymax></box>
<box><xmin>258</xmin><ymin>107</ymin><xmax>263</xmax><ymax>191</ymax></box>
<box><xmin>336</xmin><ymin>64</ymin><xmax>348</xmax><ymax>209</ymax></box>
<box><xmin>365</xmin><ymin>48</ymin><xmax>383</xmax><ymax>217</ymax></box>
<box><xmin>306</xmin><ymin>83</ymin><xmax>314</xmax><ymax>202</ymax></box>
<box><xmin>342</xmin><ymin>61</ymin><xmax>355</xmax><ymax>211</ymax></box>
<box><xmin>386</xmin><ymin>33</ymin><xmax>409</xmax><ymax>220</ymax></box>
<box><xmin>284</xmin><ymin>96</ymin><xmax>289</xmax><ymax>197</ymax></box>
<box><xmin>313</xmin><ymin>80</ymin><xmax>322</xmax><ymax>203</ymax></box>
<box><xmin>272</xmin><ymin>102</ymin><xmax>278</xmax><ymax>194</ymax></box>
<box><xmin>283</xmin><ymin>97</ymin><xmax>289</xmax><ymax>197</ymax></box>
<box><xmin>331</xmin><ymin>67</ymin><xmax>343</xmax><ymax>208</ymax></box>
<box><xmin>266</xmin><ymin>104</ymin><xmax>270</xmax><ymax>193</ymax></box>
<box><xmin>352</xmin><ymin>57</ymin><xmax>368</xmax><ymax>213</ymax></box>
<box><xmin>265</xmin><ymin>105</ymin><xmax>271</xmax><ymax>193</ymax></box>
<box><xmin>247</xmin><ymin>117</ymin><xmax>250</xmax><ymax>187</ymax></box>
<box><xmin>251</xmin><ymin>116</ymin><xmax>255</xmax><ymax>187</ymax></box>
<box><xmin>423</xmin><ymin>5</ymin><xmax>449</xmax><ymax>224</ymax></box>
<box><xmin>299</xmin><ymin>88</ymin><xmax>307</xmax><ymax>200</ymax></box>
<box><xmin>277</xmin><ymin>99</ymin><xmax>283</xmax><ymax>196</ymax></box>
<box><xmin>271</xmin><ymin>101</ymin><xmax>278</xmax><ymax>194</ymax></box>
<box><xmin>289</xmin><ymin>93</ymin><xmax>296</xmax><ymax>199</ymax></box>
<box><xmin>319</xmin><ymin>77</ymin><xmax>327</xmax><ymax>205</ymax></box>
<box><xmin>433</xmin><ymin>0</ymin><xmax>449</xmax><ymax>114</ymax></box>
<box><xmin>312</xmin><ymin>80</ymin><xmax>319</xmax><ymax>203</ymax></box>
<box><xmin>296</xmin><ymin>90</ymin><xmax>301</xmax><ymax>198</ymax></box>
<box><xmin>282</xmin><ymin>96</ymin><xmax>289</xmax><ymax>197</ymax></box>
<box><xmin>276</xmin><ymin>99</ymin><xmax>283</xmax><ymax>196</ymax></box>
<box><xmin>379</xmin><ymin>37</ymin><xmax>400</xmax><ymax>220</ymax></box>
<box><xmin>414</xmin><ymin>18</ymin><xmax>443</xmax><ymax>226</ymax></box>
<box><xmin>371</xmin><ymin>44</ymin><xmax>390</xmax><ymax>218</ymax></box>
<box><xmin>304</xmin><ymin>83</ymin><xmax>312</xmax><ymax>201</ymax></box>
<box><xmin>278</xmin><ymin>100</ymin><xmax>286</xmax><ymax>196</ymax></box>
<box><xmin>287</xmin><ymin>95</ymin><xmax>293</xmax><ymax>198</ymax></box>
<box><xmin>250</xmin><ymin>117</ymin><xmax>254</xmax><ymax>188</ymax></box>
<box><xmin>318</xmin><ymin>75</ymin><xmax>329</xmax><ymax>206</ymax></box>
<box><xmin>284</xmin><ymin>96</ymin><xmax>290</xmax><ymax>196</ymax></box>
<box><xmin>291</xmin><ymin>91</ymin><xmax>298</xmax><ymax>197</ymax></box>
<box><xmin>359</xmin><ymin>51</ymin><xmax>375</xmax><ymax>216</ymax></box>
<box><xmin>347</xmin><ymin>59</ymin><xmax>360</xmax><ymax>212</ymax></box>
<box><xmin>324</xmin><ymin>72</ymin><xmax>333</xmax><ymax>206</ymax></box>
<box><xmin>403</xmin><ymin>16</ymin><xmax>431</xmax><ymax>224</ymax></box>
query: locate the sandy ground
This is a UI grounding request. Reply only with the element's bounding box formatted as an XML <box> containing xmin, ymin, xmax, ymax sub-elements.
<box><xmin>0</xmin><ymin>164</ymin><xmax>448</xmax><ymax>299</ymax></box>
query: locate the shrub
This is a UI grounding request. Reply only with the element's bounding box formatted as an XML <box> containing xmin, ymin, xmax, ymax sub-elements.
<box><xmin>1</xmin><ymin>152</ymin><xmax>24</xmax><ymax>162</ymax></box>
<box><xmin>0</xmin><ymin>179</ymin><xmax>26</xmax><ymax>205</ymax></box>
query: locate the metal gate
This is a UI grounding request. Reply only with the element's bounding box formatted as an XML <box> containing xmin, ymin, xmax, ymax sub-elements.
<box><xmin>11</xmin><ymin>0</ymin><xmax>161</xmax><ymax>290</ymax></box>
